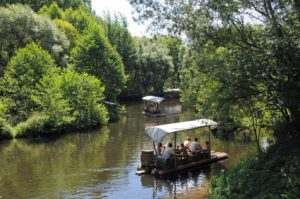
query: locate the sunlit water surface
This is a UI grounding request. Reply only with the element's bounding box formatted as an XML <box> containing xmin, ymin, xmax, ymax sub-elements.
<box><xmin>0</xmin><ymin>100</ymin><xmax>265</xmax><ymax>199</ymax></box>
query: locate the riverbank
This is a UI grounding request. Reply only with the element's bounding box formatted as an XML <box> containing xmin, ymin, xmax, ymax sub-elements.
<box><xmin>210</xmin><ymin>135</ymin><xmax>300</xmax><ymax>198</ymax></box>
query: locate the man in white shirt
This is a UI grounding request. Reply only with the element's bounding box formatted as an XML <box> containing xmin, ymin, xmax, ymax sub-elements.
<box><xmin>189</xmin><ymin>138</ymin><xmax>201</xmax><ymax>152</ymax></box>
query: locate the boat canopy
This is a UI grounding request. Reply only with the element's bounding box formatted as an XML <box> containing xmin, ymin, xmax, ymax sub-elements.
<box><xmin>145</xmin><ymin>119</ymin><xmax>217</xmax><ymax>143</ymax></box>
<box><xmin>142</xmin><ymin>96</ymin><xmax>165</xmax><ymax>103</ymax></box>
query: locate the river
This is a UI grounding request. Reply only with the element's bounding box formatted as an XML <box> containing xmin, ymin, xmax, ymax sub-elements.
<box><xmin>0</xmin><ymin>100</ymin><xmax>258</xmax><ymax>199</ymax></box>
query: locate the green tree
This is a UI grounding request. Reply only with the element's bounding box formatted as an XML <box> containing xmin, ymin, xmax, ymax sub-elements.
<box><xmin>38</xmin><ymin>2</ymin><xmax>64</xmax><ymax>19</ymax></box>
<box><xmin>130</xmin><ymin>1</ymin><xmax>300</xmax><ymax>198</ymax></box>
<box><xmin>32</xmin><ymin>71</ymin><xmax>75</xmax><ymax>132</ymax></box>
<box><xmin>15</xmin><ymin>69</ymin><xmax>108</xmax><ymax>137</ymax></box>
<box><xmin>64</xmin><ymin>6</ymin><xmax>97</xmax><ymax>34</ymax></box>
<box><xmin>127</xmin><ymin>37</ymin><xmax>173</xmax><ymax>97</ymax></box>
<box><xmin>0</xmin><ymin>99</ymin><xmax>12</xmax><ymax>139</ymax></box>
<box><xmin>130</xmin><ymin>0</ymin><xmax>300</xmax><ymax>137</ymax></box>
<box><xmin>36</xmin><ymin>69</ymin><xmax>108</xmax><ymax>129</ymax></box>
<box><xmin>71</xmin><ymin>25</ymin><xmax>127</xmax><ymax>101</ymax></box>
<box><xmin>104</xmin><ymin>13</ymin><xmax>136</xmax><ymax>71</ymax></box>
<box><xmin>154</xmin><ymin>35</ymin><xmax>185</xmax><ymax>89</ymax></box>
<box><xmin>103</xmin><ymin>13</ymin><xmax>138</xmax><ymax>98</ymax></box>
<box><xmin>53</xmin><ymin>19</ymin><xmax>80</xmax><ymax>49</ymax></box>
<box><xmin>0</xmin><ymin>4</ymin><xmax>69</xmax><ymax>76</ymax></box>
<box><xmin>0</xmin><ymin>0</ymin><xmax>91</xmax><ymax>11</ymax></box>
<box><xmin>2</xmin><ymin>43</ymin><xmax>57</xmax><ymax>123</ymax></box>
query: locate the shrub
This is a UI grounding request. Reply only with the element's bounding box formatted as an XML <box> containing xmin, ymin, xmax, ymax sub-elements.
<box><xmin>14</xmin><ymin>113</ymin><xmax>50</xmax><ymax>138</ymax></box>
<box><xmin>0</xmin><ymin>4</ymin><xmax>69</xmax><ymax>75</ymax></box>
<box><xmin>2</xmin><ymin>43</ymin><xmax>58</xmax><ymax>123</ymax></box>
<box><xmin>33</xmin><ymin>69</ymin><xmax>108</xmax><ymax>132</ymax></box>
<box><xmin>211</xmin><ymin>143</ymin><xmax>300</xmax><ymax>198</ymax></box>
<box><xmin>0</xmin><ymin>99</ymin><xmax>13</xmax><ymax>139</ymax></box>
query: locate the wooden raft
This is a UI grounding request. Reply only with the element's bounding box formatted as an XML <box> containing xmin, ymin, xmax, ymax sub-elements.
<box><xmin>156</xmin><ymin>152</ymin><xmax>228</xmax><ymax>176</ymax></box>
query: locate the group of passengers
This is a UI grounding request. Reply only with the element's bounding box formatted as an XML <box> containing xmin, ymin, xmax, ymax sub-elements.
<box><xmin>155</xmin><ymin>137</ymin><xmax>210</xmax><ymax>159</ymax></box>
<box><xmin>144</xmin><ymin>103</ymin><xmax>161</xmax><ymax>114</ymax></box>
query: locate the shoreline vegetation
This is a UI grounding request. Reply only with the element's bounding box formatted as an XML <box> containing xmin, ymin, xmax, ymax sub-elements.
<box><xmin>0</xmin><ymin>2</ymin><xmax>182</xmax><ymax>141</ymax></box>
<box><xmin>128</xmin><ymin>0</ymin><xmax>300</xmax><ymax>198</ymax></box>
<box><xmin>1</xmin><ymin>1</ymin><xmax>300</xmax><ymax>199</ymax></box>
<box><xmin>210</xmin><ymin>122</ymin><xmax>300</xmax><ymax>198</ymax></box>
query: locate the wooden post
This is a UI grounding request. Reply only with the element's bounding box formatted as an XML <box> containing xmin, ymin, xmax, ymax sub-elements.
<box><xmin>208</xmin><ymin>126</ymin><xmax>211</xmax><ymax>158</ymax></box>
<box><xmin>174</xmin><ymin>132</ymin><xmax>177</xmax><ymax>168</ymax></box>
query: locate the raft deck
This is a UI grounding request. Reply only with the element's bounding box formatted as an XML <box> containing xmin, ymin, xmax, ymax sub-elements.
<box><xmin>156</xmin><ymin>152</ymin><xmax>228</xmax><ymax>176</ymax></box>
<box><xmin>136</xmin><ymin>151</ymin><xmax>228</xmax><ymax>176</ymax></box>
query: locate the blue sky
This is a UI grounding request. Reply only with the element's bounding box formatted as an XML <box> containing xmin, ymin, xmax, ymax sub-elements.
<box><xmin>91</xmin><ymin>0</ymin><xmax>147</xmax><ymax>36</ymax></box>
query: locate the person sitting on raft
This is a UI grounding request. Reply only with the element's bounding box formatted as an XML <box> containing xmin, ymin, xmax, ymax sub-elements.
<box><xmin>155</xmin><ymin>142</ymin><xmax>163</xmax><ymax>155</ymax></box>
<box><xmin>163</xmin><ymin>142</ymin><xmax>174</xmax><ymax>158</ymax></box>
<box><xmin>189</xmin><ymin>138</ymin><xmax>202</xmax><ymax>153</ymax></box>
<box><xmin>184</xmin><ymin>137</ymin><xmax>192</xmax><ymax>148</ymax></box>
<box><xmin>179</xmin><ymin>143</ymin><xmax>188</xmax><ymax>159</ymax></box>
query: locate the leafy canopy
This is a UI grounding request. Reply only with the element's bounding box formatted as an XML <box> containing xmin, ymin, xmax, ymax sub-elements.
<box><xmin>0</xmin><ymin>4</ymin><xmax>69</xmax><ymax>76</ymax></box>
<box><xmin>130</xmin><ymin>0</ymin><xmax>300</xmax><ymax>136</ymax></box>
<box><xmin>2</xmin><ymin>43</ymin><xmax>57</xmax><ymax>123</ymax></box>
<box><xmin>71</xmin><ymin>24</ymin><xmax>127</xmax><ymax>101</ymax></box>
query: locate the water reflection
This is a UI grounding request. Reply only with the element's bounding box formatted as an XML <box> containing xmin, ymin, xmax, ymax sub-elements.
<box><xmin>0</xmin><ymin>100</ymin><xmax>259</xmax><ymax>199</ymax></box>
<box><xmin>140</xmin><ymin>165</ymin><xmax>215</xmax><ymax>199</ymax></box>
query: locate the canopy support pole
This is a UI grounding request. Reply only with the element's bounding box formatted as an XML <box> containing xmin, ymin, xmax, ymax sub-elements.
<box><xmin>208</xmin><ymin>126</ymin><xmax>211</xmax><ymax>158</ymax></box>
<box><xmin>174</xmin><ymin>132</ymin><xmax>177</xmax><ymax>168</ymax></box>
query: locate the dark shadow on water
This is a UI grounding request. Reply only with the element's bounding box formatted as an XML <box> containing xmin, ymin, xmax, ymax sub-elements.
<box><xmin>140</xmin><ymin>165</ymin><xmax>212</xmax><ymax>187</ymax></box>
<box><xmin>22</xmin><ymin>134</ymin><xmax>67</xmax><ymax>144</ymax></box>
<box><xmin>140</xmin><ymin>165</ymin><xmax>215</xmax><ymax>198</ymax></box>
<box><xmin>160</xmin><ymin>165</ymin><xmax>212</xmax><ymax>182</ymax></box>
<box><xmin>23</xmin><ymin>128</ymin><xmax>99</xmax><ymax>144</ymax></box>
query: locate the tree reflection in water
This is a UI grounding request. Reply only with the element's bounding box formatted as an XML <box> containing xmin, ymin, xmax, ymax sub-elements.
<box><xmin>140</xmin><ymin>165</ymin><xmax>219</xmax><ymax>198</ymax></box>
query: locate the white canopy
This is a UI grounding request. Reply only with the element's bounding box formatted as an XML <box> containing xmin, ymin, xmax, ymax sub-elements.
<box><xmin>145</xmin><ymin>119</ymin><xmax>217</xmax><ymax>143</ymax></box>
<box><xmin>142</xmin><ymin>96</ymin><xmax>165</xmax><ymax>103</ymax></box>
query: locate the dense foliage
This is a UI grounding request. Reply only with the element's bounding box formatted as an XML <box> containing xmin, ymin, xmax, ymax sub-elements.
<box><xmin>126</xmin><ymin>37</ymin><xmax>174</xmax><ymax>97</ymax></box>
<box><xmin>104</xmin><ymin>13</ymin><xmax>136</xmax><ymax>73</ymax></box>
<box><xmin>1</xmin><ymin>43</ymin><xmax>109</xmax><ymax>138</ymax></box>
<box><xmin>63</xmin><ymin>6</ymin><xmax>98</xmax><ymax>33</ymax></box>
<box><xmin>154</xmin><ymin>35</ymin><xmax>185</xmax><ymax>89</ymax></box>
<box><xmin>0</xmin><ymin>99</ymin><xmax>12</xmax><ymax>139</ymax></box>
<box><xmin>0</xmin><ymin>0</ymin><xmax>91</xmax><ymax>11</ymax></box>
<box><xmin>211</xmin><ymin>137</ymin><xmax>300</xmax><ymax>198</ymax></box>
<box><xmin>0</xmin><ymin>2</ymin><xmax>181</xmax><ymax>139</ymax></box>
<box><xmin>0</xmin><ymin>4</ymin><xmax>69</xmax><ymax>76</ymax></box>
<box><xmin>103</xmin><ymin>14</ymin><xmax>137</xmax><ymax>98</ymax></box>
<box><xmin>2</xmin><ymin>43</ymin><xmax>57</xmax><ymax>123</ymax></box>
<box><xmin>71</xmin><ymin>25</ymin><xmax>127</xmax><ymax>102</ymax></box>
<box><xmin>130</xmin><ymin>0</ymin><xmax>300</xmax><ymax>139</ymax></box>
<box><xmin>130</xmin><ymin>0</ymin><xmax>300</xmax><ymax>198</ymax></box>
<box><xmin>14</xmin><ymin>69</ymin><xmax>108</xmax><ymax>138</ymax></box>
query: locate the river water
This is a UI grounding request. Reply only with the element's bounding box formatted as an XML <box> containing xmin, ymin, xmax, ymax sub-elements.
<box><xmin>0</xmin><ymin>100</ymin><xmax>258</xmax><ymax>199</ymax></box>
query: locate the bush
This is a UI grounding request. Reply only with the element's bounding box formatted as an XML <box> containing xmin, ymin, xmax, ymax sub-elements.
<box><xmin>14</xmin><ymin>113</ymin><xmax>50</xmax><ymax>138</ymax></box>
<box><xmin>57</xmin><ymin>69</ymin><xmax>108</xmax><ymax>128</ymax></box>
<box><xmin>211</xmin><ymin>141</ymin><xmax>300</xmax><ymax>198</ymax></box>
<box><xmin>0</xmin><ymin>4</ymin><xmax>69</xmax><ymax>75</ymax></box>
<box><xmin>71</xmin><ymin>24</ymin><xmax>127</xmax><ymax>101</ymax></box>
<box><xmin>2</xmin><ymin>43</ymin><xmax>58</xmax><ymax>123</ymax></box>
<box><xmin>0</xmin><ymin>100</ymin><xmax>13</xmax><ymax>140</ymax></box>
<box><xmin>105</xmin><ymin>103</ymin><xmax>126</xmax><ymax>122</ymax></box>
<box><xmin>12</xmin><ymin>69</ymin><xmax>109</xmax><ymax>138</ymax></box>
<box><xmin>32</xmin><ymin>69</ymin><xmax>108</xmax><ymax>133</ymax></box>
<box><xmin>0</xmin><ymin>122</ymin><xmax>13</xmax><ymax>140</ymax></box>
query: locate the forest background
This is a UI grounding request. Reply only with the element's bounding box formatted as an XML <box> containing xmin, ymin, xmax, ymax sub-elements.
<box><xmin>0</xmin><ymin>0</ymin><xmax>299</xmax><ymax>198</ymax></box>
